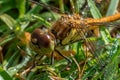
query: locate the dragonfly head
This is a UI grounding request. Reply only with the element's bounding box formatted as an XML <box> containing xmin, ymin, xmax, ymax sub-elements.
<box><xmin>30</xmin><ymin>26</ymin><xmax>56</xmax><ymax>54</ymax></box>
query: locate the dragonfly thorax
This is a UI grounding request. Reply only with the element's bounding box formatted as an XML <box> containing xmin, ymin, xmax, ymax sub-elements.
<box><xmin>51</xmin><ymin>14</ymin><xmax>81</xmax><ymax>39</ymax></box>
<box><xmin>51</xmin><ymin>14</ymin><xmax>87</xmax><ymax>45</ymax></box>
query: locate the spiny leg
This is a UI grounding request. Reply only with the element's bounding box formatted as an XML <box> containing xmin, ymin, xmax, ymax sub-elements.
<box><xmin>50</xmin><ymin>52</ymin><xmax>54</xmax><ymax>65</ymax></box>
<box><xmin>55</xmin><ymin>49</ymin><xmax>72</xmax><ymax>66</ymax></box>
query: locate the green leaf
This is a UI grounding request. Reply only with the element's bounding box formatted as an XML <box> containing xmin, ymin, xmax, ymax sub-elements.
<box><xmin>0</xmin><ymin>0</ymin><xmax>16</xmax><ymax>14</ymax></box>
<box><xmin>0</xmin><ymin>67</ymin><xmax>12</xmax><ymax>80</ymax></box>
<box><xmin>31</xmin><ymin>14</ymin><xmax>51</xmax><ymax>27</ymax></box>
<box><xmin>0</xmin><ymin>34</ymin><xmax>15</xmax><ymax>46</ymax></box>
<box><xmin>87</xmin><ymin>0</ymin><xmax>102</xmax><ymax>18</ymax></box>
<box><xmin>15</xmin><ymin>0</ymin><xmax>26</xmax><ymax>18</ymax></box>
<box><xmin>7</xmin><ymin>55</ymin><xmax>31</xmax><ymax>76</ymax></box>
<box><xmin>0</xmin><ymin>14</ymin><xmax>16</xmax><ymax>30</ymax></box>
<box><xmin>106</xmin><ymin>0</ymin><xmax>119</xmax><ymax>16</ymax></box>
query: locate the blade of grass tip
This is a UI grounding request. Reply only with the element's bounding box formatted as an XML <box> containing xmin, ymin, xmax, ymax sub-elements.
<box><xmin>0</xmin><ymin>14</ymin><xmax>16</xmax><ymax>30</ymax></box>
<box><xmin>106</xmin><ymin>0</ymin><xmax>119</xmax><ymax>16</ymax></box>
<box><xmin>31</xmin><ymin>14</ymin><xmax>51</xmax><ymax>28</ymax></box>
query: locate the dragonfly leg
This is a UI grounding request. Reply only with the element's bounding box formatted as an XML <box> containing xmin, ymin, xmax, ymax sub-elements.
<box><xmin>33</xmin><ymin>52</ymin><xmax>55</xmax><ymax>65</ymax></box>
<box><xmin>55</xmin><ymin>49</ymin><xmax>72</xmax><ymax>65</ymax></box>
<box><xmin>50</xmin><ymin>52</ymin><xmax>54</xmax><ymax>65</ymax></box>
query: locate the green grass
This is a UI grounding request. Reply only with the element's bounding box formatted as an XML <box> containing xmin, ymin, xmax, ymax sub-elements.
<box><xmin>0</xmin><ymin>0</ymin><xmax>120</xmax><ymax>80</ymax></box>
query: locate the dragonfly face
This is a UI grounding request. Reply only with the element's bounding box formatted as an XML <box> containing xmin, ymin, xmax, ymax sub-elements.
<box><xmin>30</xmin><ymin>26</ymin><xmax>56</xmax><ymax>55</ymax></box>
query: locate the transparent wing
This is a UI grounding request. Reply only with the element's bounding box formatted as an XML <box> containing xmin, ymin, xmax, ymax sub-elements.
<box><xmin>70</xmin><ymin>17</ymin><xmax>120</xmax><ymax>68</ymax></box>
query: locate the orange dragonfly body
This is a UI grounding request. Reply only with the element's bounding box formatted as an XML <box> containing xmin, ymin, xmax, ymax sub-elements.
<box><xmin>30</xmin><ymin>13</ymin><xmax>120</xmax><ymax>64</ymax></box>
<box><xmin>29</xmin><ymin>0</ymin><xmax>120</xmax><ymax>64</ymax></box>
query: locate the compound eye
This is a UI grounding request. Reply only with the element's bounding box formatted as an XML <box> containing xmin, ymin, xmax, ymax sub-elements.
<box><xmin>31</xmin><ymin>28</ymin><xmax>42</xmax><ymax>45</ymax></box>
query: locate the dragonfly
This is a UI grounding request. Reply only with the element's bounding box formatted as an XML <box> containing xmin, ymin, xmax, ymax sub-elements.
<box><xmin>29</xmin><ymin>0</ymin><xmax>120</xmax><ymax>68</ymax></box>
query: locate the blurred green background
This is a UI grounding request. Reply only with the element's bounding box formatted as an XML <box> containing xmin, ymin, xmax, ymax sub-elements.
<box><xmin>0</xmin><ymin>0</ymin><xmax>120</xmax><ymax>80</ymax></box>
